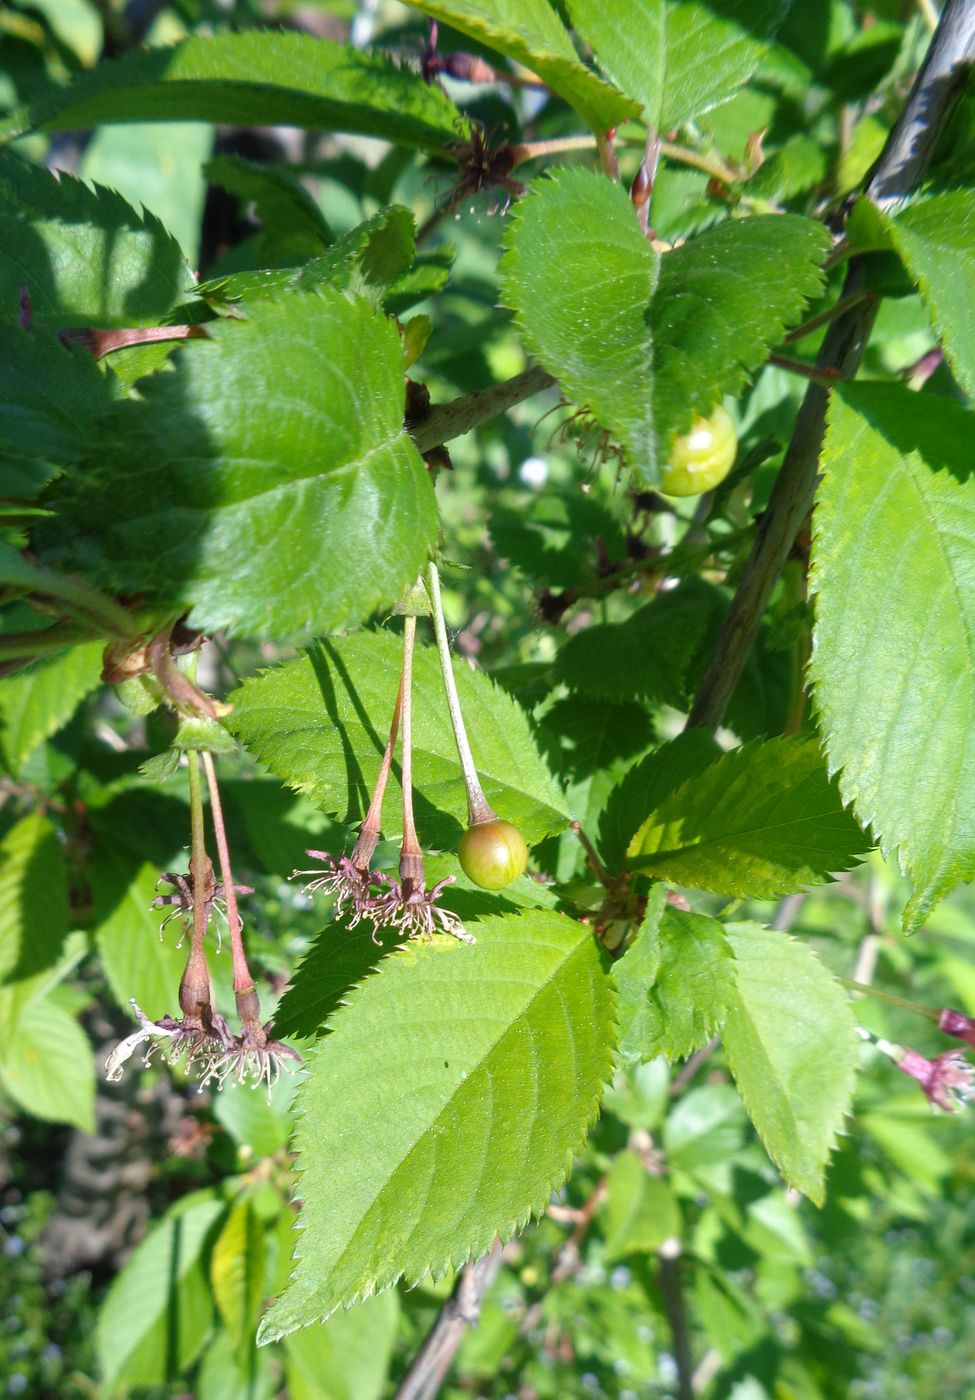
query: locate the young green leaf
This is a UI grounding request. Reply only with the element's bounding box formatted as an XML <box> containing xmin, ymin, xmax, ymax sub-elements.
<box><xmin>230</xmin><ymin>630</ymin><xmax>569</xmax><ymax>849</ymax></box>
<box><xmin>720</xmin><ymin>922</ymin><xmax>858</xmax><ymax>1204</ymax></box>
<box><xmin>0</xmin><ymin>150</ymin><xmax>191</xmax><ymax>326</ymax></box>
<box><xmin>567</xmin><ymin>0</ymin><xmax>790</xmax><ymax>131</ymax></box>
<box><xmin>0</xmin><ymin>32</ymin><xmax>466</xmax><ymax>151</ymax></box>
<box><xmin>42</xmin><ymin>293</ymin><xmax>438</xmax><ymax>638</ymax></box>
<box><xmin>96</xmin><ymin>1198</ymin><xmax>225</xmax><ymax>1392</ymax></box>
<box><xmin>626</xmin><ymin>736</ymin><xmax>867</xmax><ymax>898</ymax></box>
<box><xmin>501</xmin><ymin>168</ymin><xmax>829</xmax><ymax>482</ymax></box>
<box><xmin>405</xmin><ymin>0</ymin><xmax>638</xmax><ymax>131</ymax></box>
<box><xmin>614</xmin><ymin>887</ymin><xmax>737</xmax><ymax>1062</ymax></box>
<box><xmin>259</xmin><ymin>911</ymin><xmax>615</xmax><ymax>1340</ymax></box>
<box><xmin>811</xmin><ymin>383</ymin><xmax>975</xmax><ymax>931</ymax></box>
<box><xmin>0</xmin><ymin>642</ymin><xmax>103</xmax><ymax>774</ymax></box>
<box><xmin>196</xmin><ymin>207</ymin><xmax>417</xmax><ymax>309</ymax></box>
<box><xmin>0</xmin><ymin>995</ymin><xmax>95</xmax><ymax>1132</ymax></box>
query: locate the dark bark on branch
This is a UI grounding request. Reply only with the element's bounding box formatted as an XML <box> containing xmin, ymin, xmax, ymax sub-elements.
<box><xmin>687</xmin><ymin>0</ymin><xmax>975</xmax><ymax>731</ymax></box>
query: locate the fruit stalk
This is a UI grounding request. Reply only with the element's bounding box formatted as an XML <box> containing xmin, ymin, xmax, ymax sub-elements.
<box><xmin>200</xmin><ymin>749</ymin><xmax>262</xmax><ymax>1037</ymax></box>
<box><xmin>424</xmin><ymin>561</ymin><xmax>497</xmax><ymax>828</ymax></box>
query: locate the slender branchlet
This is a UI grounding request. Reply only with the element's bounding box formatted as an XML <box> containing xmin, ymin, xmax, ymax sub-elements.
<box><xmin>179</xmin><ymin>752</ymin><xmax>214</xmax><ymax>1023</ymax></box>
<box><xmin>425</xmin><ymin>561</ymin><xmax>496</xmax><ymax>828</ymax></box>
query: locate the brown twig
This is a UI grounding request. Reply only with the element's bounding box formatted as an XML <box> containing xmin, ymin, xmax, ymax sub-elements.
<box><xmin>411</xmin><ymin>364</ymin><xmax>555</xmax><ymax>456</ymax></box>
<box><xmin>392</xmin><ymin>1243</ymin><xmax>504</xmax><ymax>1400</ymax></box>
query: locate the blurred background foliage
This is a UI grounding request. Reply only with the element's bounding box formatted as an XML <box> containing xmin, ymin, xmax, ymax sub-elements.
<box><xmin>1</xmin><ymin>1</ymin><xmax>974</xmax><ymax>1397</ymax></box>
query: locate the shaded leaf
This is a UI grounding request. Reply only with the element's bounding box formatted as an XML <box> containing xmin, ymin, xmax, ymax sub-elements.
<box><xmin>230</xmin><ymin>630</ymin><xmax>569</xmax><ymax>850</ymax></box>
<box><xmin>205</xmin><ymin>153</ymin><xmax>333</xmax><ymax>264</ymax></box>
<box><xmin>1</xmin><ymin>32</ymin><xmax>466</xmax><ymax>151</ymax></box>
<box><xmin>42</xmin><ymin>294</ymin><xmax>438</xmax><ymax>638</ymax></box>
<box><xmin>626</xmin><ymin>736</ymin><xmax>866</xmax><ymax>898</ymax></box>
<box><xmin>259</xmin><ymin>911</ymin><xmax>614</xmax><ymax>1339</ymax></box>
<box><xmin>0</xmin><ymin>642</ymin><xmax>103</xmax><ymax>773</ymax></box>
<box><xmin>598</xmin><ymin>729</ymin><xmax>723</xmax><ymax>873</ymax></box>
<box><xmin>810</xmin><ymin>384</ymin><xmax>975</xmax><ymax>931</ymax></box>
<box><xmin>602</xmin><ymin>1149</ymin><xmax>681</xmax><ymax>1261</ymax></box>
<box><xmin>0</xmin><ymin>149</ymin><xmax>190</xmax><ymax>326</ymax></box>
<box><xmin>720</xmin><ymin>922</ymin><xmax>857</xmax><ymax>1203</ymax></box>
<box><xmin>272</xmin><ymin>923</ymin><xmax>403</xmax><ymax>1041</ymax></box>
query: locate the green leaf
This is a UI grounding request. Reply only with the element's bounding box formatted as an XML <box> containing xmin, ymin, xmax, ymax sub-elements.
<box><xmin>598</xmin><ymin>730</ymin><xmax>723</xmax><ymax>873</ymax></box>
<box><xmin>211</xmin><ymin>1200</ymin><xmax>267</xmax><ymax>1351</ymax></box>
<box><xmin>96</xmin><ymin>1198</ymin><xmax>224</xmax><ymax>1393</ymax></box>
<box><xmin>0</xmin><ymin>150</ymin><xmax>191</xmax><ymax>327</ymax></box>
<box><xmin>556</xmin><ymin>578</ymin><xmax>789</xmax><ymax>742</ymax></box>
<box><xmin>205</xmin><ymin>153</ymin><xmax>333</xmax><ymax>264</ymax></box>
<box><xmin>626</xmin><ymin>736</ymin><xmax>866</xmax><ymax>898</ymax></box>
<box><xmin>0</xmin><ymin>329</ymin><xmax>122</xmax><ymax>494</ymax></box>
<box><xmin>501</xmin><ymin>168</ymin><xmax>829</xmax><ymax>482</ymax></box>
<box><xmin>272</xmin><ymin>923</ymin><xmax>403</xmax><ymax>1041</ymax></box>
<box><xmin>0</xmin><ymin>812</ymin><xmax>69</xmax><ymax>989</ymax></box>
<box><xmin>567</xmin><ymin>0</ymin><xmax>789</xmax><ymax>130</ymax></box>
<box><xmin>1</xmin><ymin>33</ymin><xmax>466</xmax><ymax>151</ymax></box>
<box><xmin>884</xmin><ymin>191</ymin><xmax>975</xmax><ymax>401</ymax></box>
<box><xmin>214</xmin><ymin>1071</ymin><xmax>298</xmax><ymax>1159</ymax></box>
<box><xmin>284</xmin><ymin>1292</ymin><xmax>400</xmax><ymax>1400</ymax></box>
<box><xmin>0</xmin><ymin>995</ymin><xmax>95</xmax><ymax>1131</ymax></box>
<box><xmin>197</xmin><ymin>207</ymin><xmax>416</xmax><ymax>309</ymax></box>
<box><xmin>602</xmin><ymin>1149</ymin><xmax>681</xmax><ymax>1261</ymax></box>
<box><xmin>720</xmin><ymin>922</ymin><xmax>858</xmax><ymax>1204</ymax></box>
<box><xmin>405</xmin><ymin>0</ymin><xmax>638</xmax><ymax>130</ymax></box>
<box><xmin>614</xmin><ymin>887</ymin><xmax>737</xmax><ymax>1062</ymax></box>
<box><xmin>259</xmin><ymin>911</ymin><xmax>615</xmax><ymax>1340</ymax></box>
<box><xmin>539</xmin><ymin>696</ymin><xmax>654</xmax><ymax>782</ymax></box>
<box><xmin>230</xmin><ymin>631</ymin><xmax>569</xmax><ymax>850</ymax></box>
<box><xmin>0</xmin><ymin>642</ymin><xmax>103</xmax><ymax>773</ymax></box>
<box><xmin>92</xmin><ymin>851</ymin><xmax>188</xmax><ymax>1020</ymax></box>
<box><xmin>810</xmin><ymin>384</ymin><xmax>975</xmax><ymax>931</ymax></box>
<box><xmin>43</xmin><ymin>294</ymin><xmax>438</xmax><ymax>638</ymax></box>
<box><xmin>663</xmin><ymin>1082</ymin><xmax>747</xmax><ymax>1169</ymax></box>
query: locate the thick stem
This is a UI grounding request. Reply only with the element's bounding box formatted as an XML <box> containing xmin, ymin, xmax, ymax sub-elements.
<box><xmin>200</xmin><ymin>749</ymin><xmax>253</xmax><ymax>1004</ymax></box>
<box><xmin>510</xmin><ymin>134</ymin><xmax>603</xmax><ymax>167</ymax></box>
<box><xmin>425</xmin><ymin>562</ymin><xmax>496</xmax><ymax>827</ymax></box>
<box><xmin>659</xmin><ymin>1240</ymin><xmax>694</xmax><ymax>1400</ymax></box>
<box><xmin>687</xmin><ymin>0</ymin><xmax>975</xmax><ymax>732</ymax></box>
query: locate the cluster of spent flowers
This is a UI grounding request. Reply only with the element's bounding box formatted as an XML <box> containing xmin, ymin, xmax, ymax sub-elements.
<box><xmin>150</xmin><ymin>866</ymin><xmax>253</xmax><ymax>948</ymax></box>
<box><xmin>293</xmin><ymin>848</ymin><xmax>472</xmax><ymax>944</ymax></box>
<box><xmin>106</xmin><ymin>997</ymin><xmax>300</xmax><ymax>1098</ymax></box>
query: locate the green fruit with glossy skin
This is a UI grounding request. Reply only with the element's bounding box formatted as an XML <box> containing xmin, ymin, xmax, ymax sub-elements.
<box><xmin>659</xmin><ymin>404</ymin><xmax>737</xmax><ymax>497</ymax></box>
<box><xmin>458</xmin><ymin>818</ymin><xmax>529</xmax><ymax>890</ymax></box>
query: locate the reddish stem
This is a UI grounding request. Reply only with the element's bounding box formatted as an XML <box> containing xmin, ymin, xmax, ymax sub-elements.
<box><xmin>200</xmin><ymin>750</ymin><xmax>251</xmax><ymax>996</ymax></box>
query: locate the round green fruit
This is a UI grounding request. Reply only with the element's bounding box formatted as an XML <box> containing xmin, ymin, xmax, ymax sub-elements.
<box><xmin>659</xmin><ymin>404</ymin><xmax>737</xmax><ymax>497</ymax></box>
<box><xmin>458</xmin><ymin>819</ymin><xmax>529</xmax><ymax>891</ymax></box>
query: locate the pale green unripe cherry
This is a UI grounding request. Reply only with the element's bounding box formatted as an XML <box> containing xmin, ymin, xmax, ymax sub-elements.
<box><xmin>659</xmin><ymin>403</ymin><xmax>737</xmax><ymax>497</ymax></box>
<box><xmin>458</xmin><ymin>818</ymin><xmax>529</xmax><ymax>890</ymax></box>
